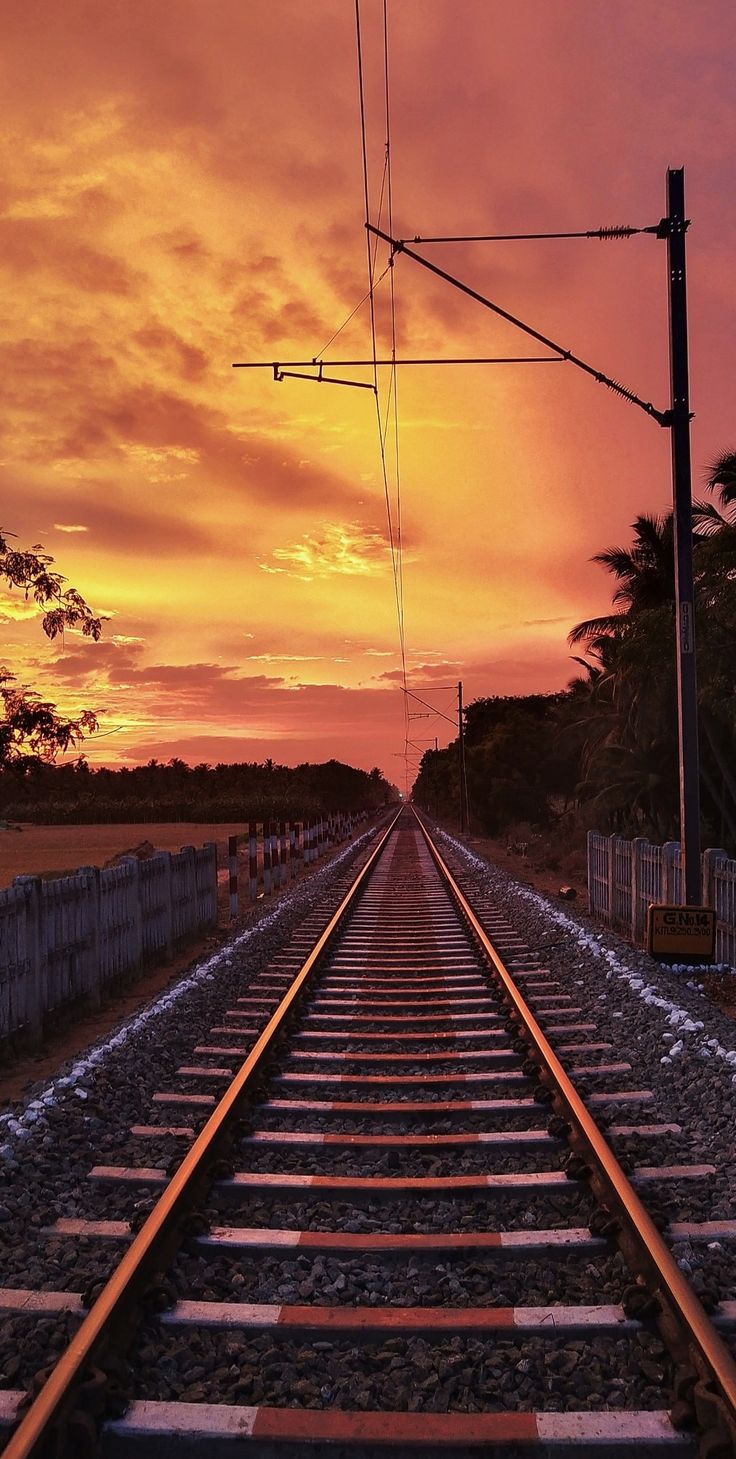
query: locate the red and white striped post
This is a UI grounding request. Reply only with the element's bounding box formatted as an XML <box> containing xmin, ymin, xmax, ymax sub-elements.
<box><xmin>228</xmin><ymin>835</ymin><xmax>238</xmax><ymax>920</ymax></box>
<box><xmin>263</xmin><ymin>821</ymin><xmax>272</xmax><ymax>896</ymax></box>
<box><xmin>248</xmin><ymin>821</ymin><xmax>258</xmax><ymax>901</ymax></box>
<box><xmin>279</xmin><ymin>820</ymin><xmax>288</xmax><ymax>888</ymax></box>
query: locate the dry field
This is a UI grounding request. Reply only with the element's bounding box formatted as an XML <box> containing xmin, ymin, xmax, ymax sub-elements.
<box><xmin>0</xmin><ymin>823</ymin><xmax>246</xmax><ymax>889</ymax></box>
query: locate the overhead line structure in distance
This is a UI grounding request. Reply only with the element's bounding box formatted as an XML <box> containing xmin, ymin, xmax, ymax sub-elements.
<box><xmin>365</xmin><ymin>169</ymin><xmax>702</xmax><ymax>905</ymax></box>
<box><xmin>232</xmin><ymin>356</ymin><xmax>562</xmax><ymax>370</ymax></box>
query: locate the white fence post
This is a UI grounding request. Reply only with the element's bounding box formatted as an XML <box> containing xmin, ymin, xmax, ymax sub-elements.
<box><xmin>586</xmin><ymin>831</ymin><xmax>596</xmax><ymax>915</ymax></box>
<box><xmin>702</xmin><ymin>847</ymin><xmax>728</xmax><ymax>907</ymax></box>
<box><xmin>606</xmin><ymin>833</ymin><xmax>617</xmax><ymax>927</ymax></box>
<box><xmin>661</xmin><ymin>842</ymin><xmax>680</xmax><ymax>904</ymax></box>
<box><xmin>159</xmin><ymin>851</ymin><xmax>174</xmax><ymax>959</ymax></box>
<box><xmin>181</xmin><ymin>846</ymin><xmax>197</xmax><ymax>932</ymax></box>
<box><xmin>121</xmin><ymin>856</ymin><xmax>143</xmax><ymax>971</ymax></box>
<box><xmin>630</xmin><ymin>837</ymin><xmax>647</xmax><ymax>945</ymax></box>
<box><xmin>78</xmin><ymin>866</ymin><xmax>102</xmax><ymax>1009</ymax></box>
<box><xmin>13</xmin><ymin>875</ymin><xmax>44</xmax><ymax>1045</ymax></box>
<box><xmin>202</xmin><ymin>842</ymin><xmax>218</xmax><ymax>926</ymax></box>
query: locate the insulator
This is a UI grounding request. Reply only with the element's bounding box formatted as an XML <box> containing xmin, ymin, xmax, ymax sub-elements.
<box><xmin>605</xmin><ymin>376</ymin><xmax>633</xmax><ymax>399</ymax></box>
<box><xmin>595</xmin><ymin>224</ymin><xmax>636</xmax><ymax>240</ymax></box>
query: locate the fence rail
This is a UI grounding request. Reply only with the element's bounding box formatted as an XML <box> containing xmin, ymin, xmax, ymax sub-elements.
<box><xmin>0</xmin><ymin>809</ymin><xmax>375</xmax><ymax>1046</ymax></box>
<box><xmin>0</xmin><ymin>843</ymin><xmax>217</xmax><ymax>1045</ymax></box>
<box><xmin>587</xmin><ymin>831</ymin><xmax>736</xmax><ymax>965</ymax></box>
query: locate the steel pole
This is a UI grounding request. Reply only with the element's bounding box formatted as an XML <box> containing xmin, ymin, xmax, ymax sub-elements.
<box><xmin>458</xmin><ymin>680</ymin><xmax>468</xmax><ymax>833</ymax></box>
<box><xmin>665</xmin><ymin>167</ymin><xmax>701</xmax><ymax>905</ymax></box>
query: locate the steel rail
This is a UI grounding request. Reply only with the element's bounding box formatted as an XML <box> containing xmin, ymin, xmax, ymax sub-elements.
<box><xmin>3</xmin><ymin>809</ymin><xmax>402</xmax><ymax>1459</ymax></box>
<box><xmin>413</xmin><ymin>809</ymin><xmax>736</xmax><ymax>1452</ymax></box>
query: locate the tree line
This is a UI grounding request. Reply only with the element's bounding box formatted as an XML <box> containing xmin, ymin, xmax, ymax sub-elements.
<box><xmin>413</xmin><ymin>452</ymin><xmax>736</xmax><ymax>856</ymax></box>
<box><xmin>0</xmin><ymin>527</ymin><xmax>397</xmax><ymax>823</ymax></box>
<box><xmin>0</xmin><ymin>757</ymin><xmax>397</xmax><ymax>825</ymax></box>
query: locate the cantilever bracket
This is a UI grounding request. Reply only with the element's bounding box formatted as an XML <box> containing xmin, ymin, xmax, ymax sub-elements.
<box><xmin>273</xmin><ymin>361</ymin><xmax>375</xmax><ymax>391</ymax></box>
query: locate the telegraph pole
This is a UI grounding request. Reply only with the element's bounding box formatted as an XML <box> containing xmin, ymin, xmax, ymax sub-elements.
<box><xmin>664</xmin><ymin>167</ymin><xmax>701</xmax><ymax>905</ymax></box>
<box><xmin>458</xmin><ymin>680</ymin><xmax>469</xmax><ymax>833</ymax></box>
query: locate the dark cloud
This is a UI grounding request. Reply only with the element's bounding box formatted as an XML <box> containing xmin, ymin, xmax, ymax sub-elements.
<box><xmin>133</xmin><ymin>324</ymin><xmax>209</xmax><ymax>381</ymax></box>
<box><xmin>149</xmin><ymin>228</ymin><xmax>212</xmax><ymax>264</ymax></box>
<box><xmin>0</xmin><ymin>218</ymin><xmax>139</xmax><ymax>296</ymax></box>
<box><xmin>0</xmin><ymin>477</ymin><xmax>223</xmax><ymax>559</ymax></box>
<box><xmin>378</xmin><ymin>662</ymin><xmax>459</xmax><ymax>684</ymax></box>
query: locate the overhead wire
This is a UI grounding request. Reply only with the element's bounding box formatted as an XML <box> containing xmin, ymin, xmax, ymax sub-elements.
<box><xmin>382</xmin><ymin>0</ymin><xmax>410</xmax><ymax>784</ymax></box>
<box><xmin>405</xmin><ymin>224</ymin><xmax>660</xmax><ymax>244</ymax></box>
<box><xmin>314</xmin><ymin>261</ymin><xmax>392</xmax><ymax>361</ymax></box>
<box><xmin>355</xmin><ymin>0</ymin><xmax>379</xmax><ymax>397</ymax></box>
<box><xmin>310</xmin><ymin>147</ymin><xmax>391</xmax><ymax>365</ymax></box>
<box><xmin>355</xmin><ymin>0</ymin><xmax>410</xmax><ymax>794</ymax></box>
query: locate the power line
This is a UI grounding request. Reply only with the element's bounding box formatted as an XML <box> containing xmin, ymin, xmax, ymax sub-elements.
<box><xmin>382</xmin><ymin>0</ymin><xmax>409</xmax><ymax>777</ymax></box>
<box><xmin>313</xmin><ymin>262</ymin><xmax>392</xmax><ymax>360</ymax></box>
<box><xmin>355</xmin><ymin>0</ymin><xmax>410</xmax><ymax>796</ymax></box>
<box><xmin>355</xmin><ymin>0</ymin><xmax>379</xmax><ymax>397</ymax></box>
<box><xmin>401</xmin><ymin>685</ymin><xmax>457</xmax><ymax>727</ymax></box>
<box><xmin>233</xmin><ymin>356</ymin><xmax>562</xmax><ymax>368</ymax></box>
<box><xmin>404</xmin><ymin>224</ymin><xmax>662</xmax><ymax>244</ymax></box>
<box><xmin>383</xmin><ymin>1</ymin><xmax>402</xmax><ymax>636</ymax></box>
<box><xmin>367</xmin><ymin>223</ymin><xmax>670</xmax><ymax>426</ymax></box>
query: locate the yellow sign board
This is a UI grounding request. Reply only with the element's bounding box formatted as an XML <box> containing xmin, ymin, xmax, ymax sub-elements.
<box><xmin>647</xmin><ymin>904</ymin><xmax>716</xmax><ymax>961</ymax></box>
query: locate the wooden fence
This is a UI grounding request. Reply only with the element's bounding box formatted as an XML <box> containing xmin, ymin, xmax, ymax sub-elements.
<box><xmin>587</xmin><ymin>831</ymin><xmax>736</xmax><ymax>964</ymax></box>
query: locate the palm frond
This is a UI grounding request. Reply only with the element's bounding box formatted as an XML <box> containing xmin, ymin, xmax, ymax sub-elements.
<box><xmin>705</xmin><ymin>450</ymin><xmax>736</xmax><ymax>504</ymax></box>
<box><xmin>568</xmin><ymin>613</ymin><xmax>626</xmax><ymax>646</ymax></box>
<box><xmin>692</xmin><ymin>498</ymin><xmax>731</xmax><ymax>537</ymax></box>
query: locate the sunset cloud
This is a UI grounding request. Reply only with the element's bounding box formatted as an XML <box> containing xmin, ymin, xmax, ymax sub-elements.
<box><xmin>0</xmin><ymin>592</ymin><xmax>42</xmax><ymax>624</ymax></box>
<box><xmin>1</xmin><ymin>1</ymin><xmax>734</xmax><ymax>786</ymax></box>
<box><xmin>260</xmin><ymin>523</ymin><xmax>393</xmax><ymax>581</ymax></box>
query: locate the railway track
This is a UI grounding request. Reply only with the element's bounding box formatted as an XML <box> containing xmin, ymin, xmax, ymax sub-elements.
<box><xmin>3</xmin><ymin>807</ymin><xmax>736</xmax><ymax>1456</ymax></box>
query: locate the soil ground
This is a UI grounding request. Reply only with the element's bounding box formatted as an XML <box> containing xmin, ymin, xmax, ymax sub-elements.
<box><xmin>459</xmin><ymin>826</ymin><xmax>589</xmax><ymax>906</ymax></box>
<box><xmin>0</xmin><ymin>822</ymin><xmax>246</xmax><ymax>888</ymax></box>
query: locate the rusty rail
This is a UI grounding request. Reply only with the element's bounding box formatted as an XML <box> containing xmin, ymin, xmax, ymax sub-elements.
<box><xmin>415</xmin><ymin>808</ymin><xmax>736</xmax><ymax>1455</ymax></box>
<box><xmin>3</xmin><ymin>810</ymin><xmax>401</xmax><ymax>1459</ymax></box>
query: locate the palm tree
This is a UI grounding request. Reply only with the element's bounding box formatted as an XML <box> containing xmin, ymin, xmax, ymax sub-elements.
<box><xmin>567</xmin><ymin>513</ymin><xmax>684</xmax><ymax>837</ymax></box>
<box><xmin>568</xmin><ymin>512</ymin><xmax>675</xmax><ymax>646</ymax></box>
<box><xmin>706</xmin><ymin>449</ymin><xmax>736</xmax><ymax>505</ymax></box>
<box><xmin>569</xmin><ymin>485</ymin><xmax>736</xmax><ymax>848</ymax></box>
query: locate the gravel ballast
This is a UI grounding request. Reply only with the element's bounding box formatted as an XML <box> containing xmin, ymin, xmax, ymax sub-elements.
<box><xmin>2</xmin><ymin>810</ymin><xmax>735</xmax><ymax>1436</ymax></box>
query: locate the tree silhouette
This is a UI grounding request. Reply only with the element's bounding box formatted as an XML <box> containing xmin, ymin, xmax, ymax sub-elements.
<box><xmin>1</xmin><ymin>528</ymin><xmax>104</xmax><ymax>772</ymax></box>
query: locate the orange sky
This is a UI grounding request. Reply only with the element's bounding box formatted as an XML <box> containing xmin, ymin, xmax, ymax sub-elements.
<box><xmin>2</xmin><ymin>1</ymin><xmax>735</xmax><ymax>789</ymax></box>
